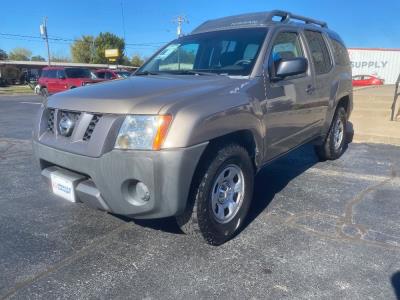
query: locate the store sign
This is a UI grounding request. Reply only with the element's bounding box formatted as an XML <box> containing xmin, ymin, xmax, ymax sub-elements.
<box><xmin>348</xmin><ymin>49</ymin><xmax>400</xmax><ymax>84</ymax></box>
<box><xmin>351</xmin><ymin>61</ymin><xmax>388</xmax><ymax>69</ymax></box>
<box><xmin>105</xmin><ymin>49</ymin><xmax>120</xmax><ymax>58</ymax></box>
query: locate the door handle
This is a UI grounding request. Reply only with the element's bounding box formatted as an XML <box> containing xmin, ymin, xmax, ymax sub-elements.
<box><xmin>306</xmin><ymin>85</ymin><xmax>315</xmax><ymax>94</ymax></box>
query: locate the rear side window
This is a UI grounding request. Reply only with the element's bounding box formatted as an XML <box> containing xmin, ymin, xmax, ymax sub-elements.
<box><xmin>304</xmin><ymin>31</ymin><xmax>332</xmax><ymax>75</ymax></box>
<box><xmin>96</xmin><ymin>72</ymin><xmax>105</xmax><ymax>79</ymax></box>
<box><xmin>330</xmin><ymin>38</ymin><xmax>350</xmax><ymax>66</ymax></box>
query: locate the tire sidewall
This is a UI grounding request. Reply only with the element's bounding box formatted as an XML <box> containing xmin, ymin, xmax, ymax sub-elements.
<box><xmin>197</xmin><ymin>146</ymin><xmax>254</xmax><ymax>243</ymax></box>
<box><xmin>329</xmin><ymin>107</ymin><xmax>347</xmax><ymax>158</ymax></box>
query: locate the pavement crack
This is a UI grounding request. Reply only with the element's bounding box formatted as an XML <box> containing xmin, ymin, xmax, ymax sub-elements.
<box><xmin>335</xmin><ymin>164</ymin><xmax>396</xmax><ymax>242</ymax></box>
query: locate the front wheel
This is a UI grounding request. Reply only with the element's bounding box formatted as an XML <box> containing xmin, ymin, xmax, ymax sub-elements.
<box><xmin>315</xmin><ymin>106</ymin><xmax>348</xmax><ymax>161</ymax></box>
<box><xmin>40</xmin><ymin>87</ymin><xmax>49</xmax><ymax>98</ymax></box>
<box><xmin>177</xmin><ymin>144</ymin><xmax>254</xmax><ymax>245</ymax></box>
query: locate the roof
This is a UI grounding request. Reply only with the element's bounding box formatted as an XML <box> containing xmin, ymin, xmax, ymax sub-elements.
<box><xmin>191</xmin><ymin>10</ymin><xmax>328</xmax><ymax>35</ymax></box>
<box><xmin>348</xmin><ymin>48</ymin><xmax>400</xmax><ymax>52</ymax></box>
<box><xmin>0</xmin><ymin>60</ymin><xmax>138</xmax><ymax>70</ymax></box>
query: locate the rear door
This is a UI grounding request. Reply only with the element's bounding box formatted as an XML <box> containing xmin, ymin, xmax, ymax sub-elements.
<box><xmin>303</xmin><ymin>30</ymin><xmax>334</xmax><ymax>125</ymax></box>
<box><xmin>262</xmin><ymin>29</ymin><xmax>318</xmax><ymax>160</ymax></box>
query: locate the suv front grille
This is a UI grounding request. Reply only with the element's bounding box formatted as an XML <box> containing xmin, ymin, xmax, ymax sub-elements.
<box><xmin>59</xmin><ymin>110</ymin><xmax>81</xmax><ymax>123</ymax></box>
<box><xmin>83</xmin><ymin>114</ymin><xmax>102</xmax><ymax>141</ymax></box>
<box><xmin>45</xmin><ymin>109</ymin><xmax>101</xmax><ymax>141</ymax></box>
<box><xmin>47</xmin><ymin>109</ymin><xmax>55</xmax><ymax>133</ymax></box>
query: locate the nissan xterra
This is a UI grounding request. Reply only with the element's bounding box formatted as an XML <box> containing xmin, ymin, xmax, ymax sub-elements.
<box><xmin>33</xmin><ymin>10</ymin><xmax>353</xmax><ymax>245</ymax></box>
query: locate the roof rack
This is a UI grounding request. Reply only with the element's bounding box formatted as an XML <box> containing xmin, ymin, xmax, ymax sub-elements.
<box><xmin>268</xmin><ymin>10</ymin><xmax>328</xmax><ymax>28</ymax></box>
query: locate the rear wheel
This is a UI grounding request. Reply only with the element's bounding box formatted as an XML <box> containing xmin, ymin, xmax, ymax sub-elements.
<box><xmin>315</xmin><ymin>106</ymin><xmax>347</xmax><ymax>161</ymax></box>
<box><xmin>177</xmin><ymin>144</ymin><xmax>254</xmax><ymax>245</ymax></box>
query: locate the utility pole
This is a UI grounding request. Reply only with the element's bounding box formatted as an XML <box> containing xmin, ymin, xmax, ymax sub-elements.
<box><xmin>120</xmin><ymin>0</ymin><xmax>126</xmax><ymax>41</ymax></box>
<box><xmin>173</xmin><ymin>15</ymin><xmax>189</xmax><ymax>37</ymax></box>
<box><xmin>40</xmin><ymin>17</ymin><xmax>51</xmax><ymax>66</ymax></box>
<box><xmin>90</xmin><ymin>39</ymin><xmax>95</xmax><ymax>63</ymax></box>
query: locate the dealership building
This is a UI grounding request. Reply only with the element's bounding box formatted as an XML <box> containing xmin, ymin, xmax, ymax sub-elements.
<box><xmin>348</xmin><ymin>48</ymin><xmax>400</xmax><ymax>84</ymax></box>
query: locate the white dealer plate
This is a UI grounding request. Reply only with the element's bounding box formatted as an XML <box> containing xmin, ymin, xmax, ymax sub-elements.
<box><xmin>50</xmin><ymin>173</ymin><xmax>76</xmax><ymax>202</ymax></box>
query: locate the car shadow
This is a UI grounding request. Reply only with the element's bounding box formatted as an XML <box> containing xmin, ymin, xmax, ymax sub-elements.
<box><xmin>392</xmin><ymin>272</ymin><xmax>400</xmax><ymax>300</ymax></box>
<box><xmin>110</xmin><ymin>213</ymin><xmax>183</xmax><ymax>234</ymax></box>
<box><xmin>240</xmin><ymin>143</ymin><xmax>319</xmax><ymax>233</ymax></box>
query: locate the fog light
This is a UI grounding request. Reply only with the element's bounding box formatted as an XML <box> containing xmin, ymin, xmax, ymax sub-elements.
<box><xmin>123</xmin><ymin>180</ymin><xmax>151</xmax><ymax>206</ymax></box>
<box><xmin>136</xmin><ymin>182</ymin><xmax>150</xmax><ymax>202</ymax></box>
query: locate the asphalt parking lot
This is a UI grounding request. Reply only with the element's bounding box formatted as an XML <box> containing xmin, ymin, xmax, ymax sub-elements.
<box><xmin>1</xmin><ymin>94</ymin><xmax>400</xmax><ymax>299</ymax></box>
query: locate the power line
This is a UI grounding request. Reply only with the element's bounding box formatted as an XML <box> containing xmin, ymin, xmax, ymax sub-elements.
<box><xmin>0</xmin><ymin>32</ymin><xmax>167</xmax><ymax>47</ymax></box>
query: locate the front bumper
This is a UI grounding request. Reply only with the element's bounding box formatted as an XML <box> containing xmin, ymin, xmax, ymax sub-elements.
<box><xmin>33</xmin><ymin>140</ymin><xmax>207</xmax><ymax>219</ymax></box>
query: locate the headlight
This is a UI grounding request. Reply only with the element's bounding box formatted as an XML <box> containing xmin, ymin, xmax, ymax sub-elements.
<box><xmin>115</xmin><ymin>115</ymin><xmax>172</xmax><ymax>150</ymax></box>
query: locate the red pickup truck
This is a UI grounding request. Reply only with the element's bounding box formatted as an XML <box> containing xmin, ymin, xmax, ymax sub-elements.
<box><xmin>38</xmin><ymin>67</ymin><xmax>103</xmax><ymax>96</ymax></box>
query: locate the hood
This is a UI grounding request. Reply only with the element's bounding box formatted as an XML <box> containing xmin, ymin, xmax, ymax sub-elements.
<box><xmin>47</xmin><ymin>75</ymin><xmax>242</xmax><ymax>115</ymax></box>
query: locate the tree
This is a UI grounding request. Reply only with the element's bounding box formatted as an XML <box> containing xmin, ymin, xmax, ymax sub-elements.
<box><xmin>51</xmin><ymin>55</ymin><xmax>71</xmax><ymax>63</ymax></box>
<box><xmin>31</xmin><ymin>55</ymin><xmax>46</xmax><ymax>62</ymax></box>
<box><xmin>8</xmin><ymin>48</ymin><xmax>32</xmax><ymax>61</ymax></box>
<box><xmin>131</xmin><ymin>54</ymin><xmax>144</xmax><ymax>67</ymax></box>
<box><xmin>0</xmin><ymin>49</ymin><xmax>7</xmax><ymax>60</ymax></box>
<box><xmin>93</xmin><ymin>32</ymin><xmax>125</xmax><ymax>64</ymax></box>
<box><xmin>71</xmin><ymin>35</ymin><xmax>95</xmax><ymax>63</ymax></box>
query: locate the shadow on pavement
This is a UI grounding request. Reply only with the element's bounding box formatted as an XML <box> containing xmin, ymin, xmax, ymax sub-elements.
<box><xmin>242</xmin><ymin>143</ymin><xmax>318</xmax><ymax>231</ymax></box>
<box><xmin>392</xmin><ymin>272</ymin><xmax>400</xmax><ymax>300</ymax></box>
<box><xmin>111</xmin><ymin>213</ymin><xmax>183</xmax><ymax>234</ymax></box>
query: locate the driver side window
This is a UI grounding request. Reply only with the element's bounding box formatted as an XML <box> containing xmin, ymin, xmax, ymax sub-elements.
<box><xmin>269</xmin><ymin>32</ymin><xmax>305</xmax><ymax>78</ymax></box>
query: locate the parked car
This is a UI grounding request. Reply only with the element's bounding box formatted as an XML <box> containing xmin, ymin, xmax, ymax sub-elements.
<box><xmin>352</xmin><ymin>75</ymin><xmax>384</xmax><ymax>87</ymax></box>
<box><xmin>38</xmin><ymin>67</ymin><xmax>104</xmax><ymax>96</ymax></box>
<box><xmin>94</xmin><ymin>69</ymin><xmax>131</xmax><ymax>80</ymax></box>
<box><xmin>33</xmin><ymin>10</ymin><xmax>352</xmax><ymax>245</ymax></box>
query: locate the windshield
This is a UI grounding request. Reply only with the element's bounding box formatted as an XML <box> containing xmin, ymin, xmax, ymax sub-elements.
<box><xmin>138</xmin><ymin>28</ymin><xmax>268</xmax><ymax>76</ymax></box>
<box><xmin>116</xmin><ymin>71</ymin><xmax>131</xmax><ymax>78</ymax></box>
<box><xmin>65</xmin><ymin>68</ymin><xmax>92</xmax><ymax>78</ymax></box>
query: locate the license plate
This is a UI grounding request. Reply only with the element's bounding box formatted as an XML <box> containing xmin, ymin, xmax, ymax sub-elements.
<box><xmin>50</xmin><ymin>173</ymin><xmax>76</xmax><ymax>202</ymax></box>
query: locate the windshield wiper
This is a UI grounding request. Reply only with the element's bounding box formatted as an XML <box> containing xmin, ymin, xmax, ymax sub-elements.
<box><xmin>135</xmin><ymin>71</ymin><xmax>160</xmax><ymax>76</ymax></box>
<box><xmin>162</xmin><ymin>70</ymin><xmax>219</xmax><ymax>76</ymax></box>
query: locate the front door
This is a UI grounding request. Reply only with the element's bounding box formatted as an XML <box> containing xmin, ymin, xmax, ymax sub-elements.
<box><xmin>261</xmin><ymin>29</ymin><xmax>318</xmax><ymax>161</ymax></box>
<box><xmin>46</xmin><ymin>69</ymin><xmax>58</xmax><ymax>94</ymax></box>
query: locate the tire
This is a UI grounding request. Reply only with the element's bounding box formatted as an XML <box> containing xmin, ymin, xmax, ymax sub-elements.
<box><xmin>177</xmin><ymin>143</ymin><xmax>254</xmax><ymax>245</ymax></box>
<box><xmin>315</xmin><ymin>106</ymin><xmax>348</xmax><ymax>161</ymax></box>
<box><xmin>40</xmin><ymin>87</ymin><xmax>49</xmax><ymax>98</ymax></box>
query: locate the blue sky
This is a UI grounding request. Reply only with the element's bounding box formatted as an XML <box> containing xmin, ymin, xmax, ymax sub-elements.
<box><xmin>1</xmin><ymin>0</ymin><xmax>399</xmax><ymax>59</ymax></box>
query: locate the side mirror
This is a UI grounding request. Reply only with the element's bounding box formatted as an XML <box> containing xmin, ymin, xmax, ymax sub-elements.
<box><xmin>274</xmin><ymin>57</ymin><xmax>308</xmax><ymax>80</ymax></box>
<box><xmin>58</xmin><ymin>75</ymin><xmax>66</xmax><ymax>80</ymax></box>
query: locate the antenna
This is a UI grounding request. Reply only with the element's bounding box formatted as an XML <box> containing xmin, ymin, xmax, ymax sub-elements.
<box><xmin>173</xmin><ymin>15</ymin><xmax>189</xmax><ymax>37</ymax></box>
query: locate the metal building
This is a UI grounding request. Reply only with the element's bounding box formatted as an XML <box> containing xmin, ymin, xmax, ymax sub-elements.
<box><xmin>348</xmin><ymin>48</ymin><xmax>400</xmax><ymax>84</ymax></box>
